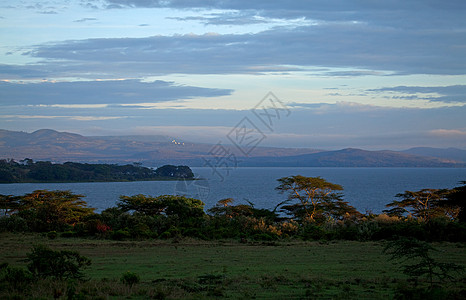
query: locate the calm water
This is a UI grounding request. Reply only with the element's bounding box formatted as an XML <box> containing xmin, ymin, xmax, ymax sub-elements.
<box><xmin>0</xmin><ymin>167</ymin><xmax>464</xmax><ymax>214</ymax></box>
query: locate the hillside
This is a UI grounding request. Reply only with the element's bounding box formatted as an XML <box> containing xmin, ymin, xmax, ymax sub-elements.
<box><xmin>402</xmin><ymin>147</ymin><xmax>466</xmax><ymax>163</ymax></box>
<box><xmin>0</xmin><ymin>129</ymin><xmax>320</xmax><ymax>165</ymax></box>
<box><xmin>241</xmin><ymin>148</ymin><xmax>464</xmax><ymax>167</ymax></box>
<box><xmin>1</xmin><ymin>129</ymin><xmax>465</xmax><ymax>167</ymax></box>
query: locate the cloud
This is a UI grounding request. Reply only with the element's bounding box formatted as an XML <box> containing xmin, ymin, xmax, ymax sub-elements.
<box><xmin>8</xmin><ymin>11</ymin><xmax>461</xmax><ymax>79</ymax></box>
<box><xmin>429</xmin><ymin>129</ymin><xmax>466</xmax><ymax>137</ymax></box>
<box><xmin>0</xmin><ymin>79</ymin><xmax>233</xmax><ymax>105</ymax></box>
<box><xmin>2</xmin><ymin>1</ymin><xmax>464</xmax><ymax>79</ymax></box>
<box><xmin>168</xmin><ymin>10</ymin><xmax>271</xmax><ymax>26</ymax></box>
<box><xmin>369</xmin><ymin>85</ymin><xmax>466</xmax><ymax>103</ymax></box>
<box><xmin>73</xmin><ymin>17</ymin><xmax>98</xmax><ymax>23</ymax></box>
<box><xmin>103</xmin><ymin>0</ymin><xmax>466</xmax><ymax>32</ymax></box>
<box><xmin>0</xmin><ymin>64</ymin><xmax>49</xmax><ymax>79</ymax></box>
<box><xmin>38</xmin><ymin>10</ymin><xmax>58</xmax><ymax>14</ymax></box>
<box><xmin>0</xmin><ymin>114</ymin><xmax>125</xmax><ymax>121</ymax></box>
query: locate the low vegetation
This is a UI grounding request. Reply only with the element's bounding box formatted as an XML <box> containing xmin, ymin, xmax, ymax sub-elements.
<box><xmin>0</xmin><ymin>175</ymin><xmax>465</xmax><ymax>298</ymax></box>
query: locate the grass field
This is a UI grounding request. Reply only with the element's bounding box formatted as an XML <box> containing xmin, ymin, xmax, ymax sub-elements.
<box><xmin>1</xmin><ymin>233</ymin><xmax>465</xmax><ymax>299</ymax></box>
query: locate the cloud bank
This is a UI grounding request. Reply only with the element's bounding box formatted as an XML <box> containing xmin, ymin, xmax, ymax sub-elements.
<box><xmin>0</xmin><ymin>80</ymin><xmax>232</xmax><ymax>105</ymax></box>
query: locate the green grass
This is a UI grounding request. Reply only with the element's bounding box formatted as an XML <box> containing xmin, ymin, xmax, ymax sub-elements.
<box><xmin>1</xmin><ymin>233</ymin><xmax>465</xmax><ymax>299</ymax></box>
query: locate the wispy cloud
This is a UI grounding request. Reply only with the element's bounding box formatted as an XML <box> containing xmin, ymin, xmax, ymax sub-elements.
<box><xmin>10</xmin><ymin>21</ymin><xmax>461</xmax><ymax>78</ymax></box>
<box><xmin>168</xmin><ymin>11</ymin><xmax>271</xmax><ymax>26</ymax></box>
<box><xmin>0</xmin><ymin>79</ymin><xmax>233</xmax><ymax>105</ymax></box>
<box><xmin>38</xmin><ymin>10</ymin><xmax>58</xmax><ymax>14</ymax></box>
<box><xmin>0</xmin><ymin>115</ymin><xmax>125</xmax><ymax>121</ymax></box>
<box><xmin>369</xmin><ymin>85</ymin><xmax>466</xmax><ymax>103</ymax></box>
<box><xmin>429</xmin><ymin>129</ymin><xmax>466</xmax><ymax>137</ymax></box>
<box><xmin>73</xmin><ymin>17</ymin><xmax>98</xmax><ymax>23</ymax></box>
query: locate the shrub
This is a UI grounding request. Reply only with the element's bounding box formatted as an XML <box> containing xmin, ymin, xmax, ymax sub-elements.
<box><xmin>46</xmin><ymin>231</ymin><xmax>57</xmax><ymax>239</ymax></box>
<box><xmin>110</xmin><ymin>229</ymin><xmax>131</xmax><ymax>240</ymax></box>
<box><xmin>120</xmin><ymin>271</ymin><xmax>140</xmax><ymax>287</ymax></box>
<box><xmin>160</xmin><ymin>227</ymin><xmax>181</xmax><ymax>239</ymax></box>
<box><xmin>0</xmin><ymin>264</ymin><xmax>34</xmax><ymax>290</ymax></box>
<box><xmin>26</xmin><ymin>244</ymin><xmax>91</xmax><ymax>279</ymax></box>
<box><xmin>0</xmin><ymin>215</ymin><xmax>29</xmax><ymax>232</ymax></box>
<box><xmin>299</xmin><ymin>223</ymin><xmax>328</xmax><ymax>240</ymax></box>
<box><xmin>252</xmin><ymin>233</ymin><xmax>277</xmax><ymax>241</ymax></box>
<box><xmin>357</xmin><ymin>221</ymin><xmax>380</xmax><ymax>241</ymax></box>
<box><xmin>61</xmin><ymin>230</ymin><xmax>78</xmax><ymax>238</ymax></box>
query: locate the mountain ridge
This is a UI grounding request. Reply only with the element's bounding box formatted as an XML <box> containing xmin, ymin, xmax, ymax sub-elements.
<box><xmin>0</xmin><ymin>129</ymin><xmax>465</xmax><ymax>167</ymax></box>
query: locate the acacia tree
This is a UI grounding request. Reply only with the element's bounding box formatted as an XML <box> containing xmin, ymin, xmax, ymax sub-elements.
<box><xmin>118</xmin><ymin>194</ymin><xmax>205</xmax><ymax>218</ymax></box>
<box><xmin>276</xmin><ymin>175</ymin><xmax>359</xmax><ymax>223</ymax></box>
<box><xmin>383</xmin><ymin>237</ymin><xmax>464</xmax><ymax>287</ymax></box>
<box><xmin>16</xmin><ymin>190</ymin><xmax>95</xmax><ymax>231</ymax></box>
<box><xmin>0</xmin><ymin>194</ymin><xmax>20</xmax><ymax>216</ymax></box>
<box><xmin>384</xmin><ymin>189</ymin><xmax>458</xmax><ymax>222</ymax></box>
<box><xmin>118</xmin><ymin>194</ymin><xmax>165</xmax><ymax>215</ymax></box>
<box><xmin>441</xmin><ymin>182</ymin><xmax>466</xmax><ymax>222</ymax></box>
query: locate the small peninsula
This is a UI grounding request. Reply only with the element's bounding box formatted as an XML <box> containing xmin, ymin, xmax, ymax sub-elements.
<box><xmin>0</xmin><ymin>159</ymin><xmax>194</xmax><ymax>183</ymax></box>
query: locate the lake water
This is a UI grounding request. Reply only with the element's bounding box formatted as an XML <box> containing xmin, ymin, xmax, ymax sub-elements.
<box><xmin>0</xmin><ymin>167</ymin><xmax>465</xmax><ymax>214</ymax></box>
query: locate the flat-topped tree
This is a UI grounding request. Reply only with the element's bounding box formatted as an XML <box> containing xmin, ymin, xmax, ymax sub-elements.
<box><xmin>442</xmin><ymin>181</ymin><xmax>466</xmax><ymax>222</ymax></box>
<box><xmin>118</xmin><ymin>194</ymin><xmax>205</xmax><ymax>219</ymax></box>
<box><xmin>384</xmin><ymin>188</ymin><xmax>460</xmax><ymax>222</ymax></box>
<box><xmin>16</xmin><ymin>190</ymin><xmax>95</xmax><ymax>231</ymax></box>
<box><xmin>276</xmin><ymin>175</ymin><xmax>360</xmax><ymax>223</ymax></box>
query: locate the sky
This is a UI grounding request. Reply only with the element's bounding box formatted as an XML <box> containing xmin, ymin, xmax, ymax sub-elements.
<box><xmin>0</xmin><ymin>0</ymin><xmax>465</xmax><ymax>150</ymax></box>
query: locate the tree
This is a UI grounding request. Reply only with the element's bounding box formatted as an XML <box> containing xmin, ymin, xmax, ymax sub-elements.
<box><xmin>16</xmin><ymin>190</ymin><xmax>95</xmax><ymax>231</ymax></box>
<box><xmin>0</xmin><ymin>194</ymin><xmax>20</xmax><ymax>216</ymax></box>
<box><xmin>118</xmin><ymin>194</ymin><xmax>165</xmax><ymax>215</ymax></box>
<box><xmin>384</xmin><ymin>189</ymin><xmax>457</xmax><ymax>222</ymax></box>
<box><xmin>440</xmin><ymin>181</ymin><xmax>466</xmax><ymax>222</ymax></box>
<box><xmin>154</xmin><ymin>165</ymin><xmax>194</xmax><ymax>179</ymax></box>
<box><xmin>383</xmin><ymin>237</ymin><xmax>464</xmax><ymax>287</ymax></box>
<box><xmin>276</xmin><ymin>175</ymin><xmax>359</xmax><ymax>223</ymax></box>
<box><xmin>118</xmin><ymin>194</ymin><xmax>205</xmax><ymax>218</ymax></box>
<box><xmin>160</xmin><ymin>195</ymin><xmax>205</xmax><ymax>219</ymax></box>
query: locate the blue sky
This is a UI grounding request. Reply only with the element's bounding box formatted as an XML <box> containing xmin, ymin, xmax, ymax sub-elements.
<box><xmin>1</xmin><ymin>0</ymin><xmax>465</xmax><ymax>150</ymax></box>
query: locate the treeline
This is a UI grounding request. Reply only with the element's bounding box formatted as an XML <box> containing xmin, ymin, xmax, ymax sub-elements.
<box><xmin>0</xmin><ymin>159</ymin><xmax>194</xmax><ymax>183</ymax></box>
<box><xmin>0</xmin><ymin>176</ymin><xmax>464</xmax><ymax>242</ymax></box>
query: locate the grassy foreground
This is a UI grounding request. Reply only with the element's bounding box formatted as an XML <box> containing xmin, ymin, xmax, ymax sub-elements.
<box><xmin>1</xmin><ymin>233</ymin><xmax>465</xmax><ymax>299</ymax></box>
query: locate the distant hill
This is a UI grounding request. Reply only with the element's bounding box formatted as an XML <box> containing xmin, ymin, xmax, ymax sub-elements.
<box><xmin>243</xmin><ymin>148</ymin><xmax>464</xmax><ymax>167</ymax></box>
<box><xmin>1</xmin><ymin>129</ymin><xmax>465</xmax><ymax>167</ymax></box>
<box><xmin>0</xmin><ymin>129</ymin><xmax>318</xmax><ymax>166</ymax></box>
<box><xmin>402</xmin><ymin>147</ymin><xmax>466</xmax><ymax>163</ymax></box>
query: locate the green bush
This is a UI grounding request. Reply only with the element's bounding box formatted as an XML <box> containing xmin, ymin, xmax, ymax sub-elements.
<box><xmin>160</xmin><ymin>227</ymin><xmax>181</xmax><ymax>239</ymax></box>
<box><xmin>299</xmin><ymin>223</ymin><xmax>328</xmax><ymax>240</ymax></box>
<box><xmin>252</xmin><ymin>233</ymin><xmax>278</xmax><ymax>241</ymax></box>
<box><xmin>46</xmin><ymin>231</ymin><xmax>57</xmax><ymax>239</ymax></box>
<box><xmin>0</xmin><ymin>215</ymin><xmax>29</xmax><ymax>232</ymax></box>
<box><xmin>61</xmin><ymin>230</ymin><xmax>78</xmax><ymax>238</ymax></box>
<box><xmin>26</xmin><ymin>244</ymin><xmax>91</xmax><ymax>279</ymax></box>
<box><xmin>0</xmin><ymin>264</ymin><xmax>34</xmax><ymax>290</ymax></box>
<box><xmin>120</xmin><ymin>271</ymin><xmax>140</xmax><ymax>287</ymax></box>
<box><xmin>110</xmin><ymin>229</ymin><xmax>131</xmax><ymax>241</ymax></box>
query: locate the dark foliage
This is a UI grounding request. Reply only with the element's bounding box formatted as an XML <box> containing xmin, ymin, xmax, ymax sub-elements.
<box><xmin>14</xmin><ymin>190</ymin><xmax>95</xmax><ymax>232</ymax></box>
<box><xmin>383</xmin><ymin>237</ymin><xmax>464</xmax><ymax>287</ymax></box>
<box><xmin>384</xmin><ymin>189</ymin><xmax>459</xmax><ymax>222</ymax></box>
<box><xmin>154</xmin><ymin>165</ymin><xmax>194</xmax><ymax>179</ymax></box>
<box><xmin>0</xmin><ymin>159</ymin><xmax>194</xmax><ymax>183</ymax></box>
<box><xmin>26</xmin><ymin>244</ymin><xmax>91</xmax><ymax>279</ymax></box>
